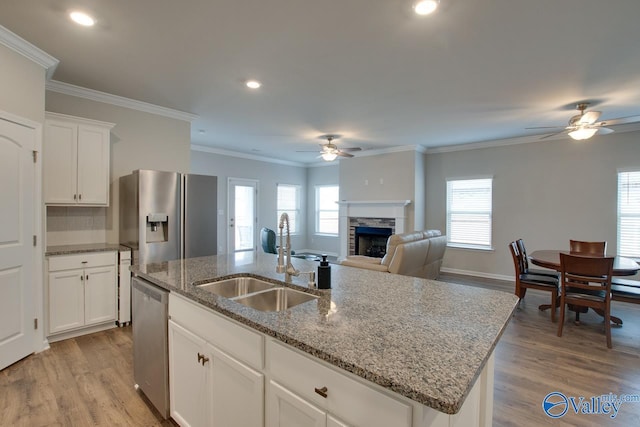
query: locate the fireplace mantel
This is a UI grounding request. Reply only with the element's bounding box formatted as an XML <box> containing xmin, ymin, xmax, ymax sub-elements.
<box><xmin>338</xmin><ymin>200</ymin><xmax>412</xmax><ymax>260</ymax></box>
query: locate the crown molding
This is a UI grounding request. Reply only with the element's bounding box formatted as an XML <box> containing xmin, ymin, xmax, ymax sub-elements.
<box><xmin>0</xmin><ymin>25</ymin><xmax>59</xmax><ymax>79</ymax></box>
<box><xmin>355</xmin><ymin>144</ymin><xmax>427</xmax><ymax>158</ymax></box>
<box><xmin>46</xmin><ymin>80</ymin><xmax>199</xmax><ymax>122</ymax></box>
<box><xmin>191</xmin><ymin>144</ymin><xmax>307</xmax><ymax>168</ymax></box>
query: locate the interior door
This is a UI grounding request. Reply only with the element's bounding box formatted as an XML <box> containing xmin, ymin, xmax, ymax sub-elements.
<box><xmin>0</xmin><ymin>118</ymin><xmax>35</xmax><ymax>371</ymax></box>
<box><xmin>227</xmin><ymin>178</ymin><xmax>258</xmax><ymax>254</ymax></box>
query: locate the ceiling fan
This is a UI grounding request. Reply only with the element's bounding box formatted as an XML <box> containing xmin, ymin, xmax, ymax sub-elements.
<box><xmin>299</xmin><ymin>135</ymin><xmax>362</xmax><ymax>161</ymax></box>
<box><xmin>527</xmin><ymin>103</ymin><xmax>640</xmax><ymax>141</ymax></box>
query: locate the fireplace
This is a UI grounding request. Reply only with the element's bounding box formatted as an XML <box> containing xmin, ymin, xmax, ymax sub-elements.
<box><xmin>354</xmin><ymin>226</ymin><xmax>392</xmax><ymax>257</ymax></box>
<box><xmin>338</xmin><ymin>200</ymin><xmax>411</xmax><ymax>260</ymax></box>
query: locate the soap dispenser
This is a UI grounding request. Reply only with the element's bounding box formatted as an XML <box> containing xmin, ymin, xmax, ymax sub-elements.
<box><xmin>317</xmin><ymin>254</ymin><xmax>331</xmax><ymax>289</ymax></box>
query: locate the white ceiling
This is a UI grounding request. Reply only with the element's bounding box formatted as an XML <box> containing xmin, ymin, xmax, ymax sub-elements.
<box><xmin>3</xmin><ymin>0</ymin><xmax>640</xmax><ymax>164</ymax></box>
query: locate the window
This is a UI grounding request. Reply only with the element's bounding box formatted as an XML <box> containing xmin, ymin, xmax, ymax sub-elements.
<box><xmin>617</xmin><ymin>171</ymin><xmax>640</xmax><ymax>258</ymax></box>
<box><xmin>316</xmin><ymin>185</ymin><xmax>339</xmax><ymax>235</ymax></box>
<box><xmin>446</xmin><ymin>178</ymin><xmax>493</xmax><ymax>250</ymax></box>
<box><xmin>276</xmin><ymin>184</ymin><xmax>300</xmax><ymax>234</ymax></box>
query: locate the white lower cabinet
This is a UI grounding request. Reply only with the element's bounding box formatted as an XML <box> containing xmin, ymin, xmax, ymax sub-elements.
<box><xmin>47</xmin><ymin>252</ymin><xmax>117</xmax><ymax>338</ymax></box>
<box><xmin>168</xmin><ymin>293</ymin><xmax>495</xmax><ymax>427</ymax></box>
<box><xmin>168</xmin><ymin>295</ymin><xmax>264</xmax><ymax>427</ymax></box>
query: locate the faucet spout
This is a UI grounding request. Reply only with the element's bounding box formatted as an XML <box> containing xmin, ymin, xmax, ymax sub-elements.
<box><xmin>277</xmin><ymin>213</ymin><xmax>299</xmax><ymax>280</ymax></box>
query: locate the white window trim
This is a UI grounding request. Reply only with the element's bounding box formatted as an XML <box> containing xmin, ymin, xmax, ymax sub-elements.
<box><xmin>617</xmin><ymin>170</ymin><xmax>640</xmax><ymax>259</ymax></box>
<box><xmin>446</xmin><ymin>177</ymin><xmax>493</xmax><ymax>251</ymax></box>
<box><xmin>315</xmin><ymin>185</ymin><xmax>339</xmax><ymax>236</ymax></box>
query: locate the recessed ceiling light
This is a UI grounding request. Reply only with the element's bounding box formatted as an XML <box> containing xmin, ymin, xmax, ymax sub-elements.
<box><xmin>413</xmin><ymin>0</ymin><xmax>439</xmax><ymax>15</ymax></box>
<box><xmin>246</xmin><ymin>80</ymin><xmax>261</xmax><ymax>89</ymax></box>
<box><xmin>70</xmin><ymin>11</ymin><xmax>95</xmax><ymax>26</ymax></box>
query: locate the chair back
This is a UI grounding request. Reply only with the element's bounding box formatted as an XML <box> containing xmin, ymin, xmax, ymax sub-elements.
<box><xmin>569</xmin><ymin>240</ymin><xmax>607</xmax><ymax>256</ymax></box>
<box><xmin>516</xmin><ymin>239</ymin><xmax>530</xmax><ymax>270</ymax></box>
<box><xmin>560</xmin><ymin>253</ymin><xmax>613</xmax><ymax>295</ymax></box>
<box><xmin>508</xmin><ymin>241</ymin><xmax>525</xmax><ymax>276</ymax></box>
<box><xmin>260</xmin><ymin>227</ymin><xmax>277</xmax><ymax>254</ymax></box>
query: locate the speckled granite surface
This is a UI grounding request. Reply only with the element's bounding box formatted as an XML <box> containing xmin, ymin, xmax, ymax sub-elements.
<box><xmin>46</xmin><ymin>243</ymin><xmax>130</xmax><ymax>256</ymax></box>
<box><xmin>131</xmin><ymin>252</ymin><xmax>518</xmax><ymax>415</ymax></box>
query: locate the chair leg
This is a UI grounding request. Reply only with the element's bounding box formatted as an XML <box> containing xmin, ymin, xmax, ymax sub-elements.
<box><xmin>550</xmin><ymin>290</ymin><xmax>557</xmax><ymax>323</ymax></box>
<box><xmin>557</xmin><ymin>296</ymin><xmax>565</xmax><ymax>337</ymax></box>
<box><xmin>604</xmin><ymin>306</ymin><xmax>612</xmax><ymax>349</ymax></box>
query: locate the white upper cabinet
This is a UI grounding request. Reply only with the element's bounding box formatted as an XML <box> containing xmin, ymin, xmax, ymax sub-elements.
<box><xmin>44</xmin><ymin>112</ymin><xmax>114</xmax><ymax>206</ymax></box>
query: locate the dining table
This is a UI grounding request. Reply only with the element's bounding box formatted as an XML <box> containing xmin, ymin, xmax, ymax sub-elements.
<box><xmin>529</xmin><ymin>250</ymin><xmax>640</xmax><ymax>325</ymax></box>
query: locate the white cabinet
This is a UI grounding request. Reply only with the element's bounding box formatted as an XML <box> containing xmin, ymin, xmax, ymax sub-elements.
<box><xmin>47</xmin><ymin>252</ymin><xmax>117</xmax><ymax>339</ymax></box>
<box><xmin>44</xmin><ymin>112</ymin><xmax>114</xmax><ymax>206</ymax></box>
<box><xmin>169</xmin><ymin>295</ymin><xmax>264</xmax><ymax>427</ymax></box>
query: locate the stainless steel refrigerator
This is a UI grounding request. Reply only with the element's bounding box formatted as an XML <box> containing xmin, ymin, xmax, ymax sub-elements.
<box><xmin>119</xmin><ymin>169</ymin><xmax>218</xmax><ymax>265</ymax></box>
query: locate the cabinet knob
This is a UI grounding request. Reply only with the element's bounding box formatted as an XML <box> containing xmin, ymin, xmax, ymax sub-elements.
<box><xmin>314</xmin><ymin>386</ymin><xmax>328</xmax><ymax>398</ymax></box>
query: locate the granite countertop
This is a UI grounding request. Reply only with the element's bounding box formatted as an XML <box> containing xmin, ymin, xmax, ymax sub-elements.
<box><xmin>132</xmin><ymin>252</ymin><xmax>518</xmax><ymax>415</ymax></box>
<box><xmin>46</xmin><ymin>243</ymin><xmax>130</xmax><ymax>256</ymax></box>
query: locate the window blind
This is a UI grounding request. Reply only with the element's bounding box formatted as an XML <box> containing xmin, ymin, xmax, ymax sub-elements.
<box><xmin>617</xmin><ymin>171</ymin><xmax>640</xmax><ymax>258</ymax></box>
<box><xmin>446</xmin><ymin>178</ymin><xmax>493</xmax><ymax>249</ymax></box>
<box><xmin>277</xmin><ymin>184</ymin><xmax>300</xmax><ymax>233</ymax></box>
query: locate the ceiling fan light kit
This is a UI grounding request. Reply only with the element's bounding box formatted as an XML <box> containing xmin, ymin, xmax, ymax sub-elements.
<box><xmin>321</xmin><ymin>152</ymin><xmax>338</xmax><ymax>162</ymax></box>
<box><xmin>568</xmin><ymin>127</ymin><xmax>598</xmax><ymax>141</ymax></box>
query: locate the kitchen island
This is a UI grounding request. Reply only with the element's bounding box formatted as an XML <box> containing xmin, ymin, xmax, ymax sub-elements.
<box><xmin>132</xmin><ymin>252</ymin><xmax>517</xmax><ymax>426</ymax></box>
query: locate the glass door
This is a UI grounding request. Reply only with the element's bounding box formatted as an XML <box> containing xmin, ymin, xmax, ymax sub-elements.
<box><xmin>227</xmin><ymin>178</ymin><xmax>258</xmax><ymax>255</ymax></box>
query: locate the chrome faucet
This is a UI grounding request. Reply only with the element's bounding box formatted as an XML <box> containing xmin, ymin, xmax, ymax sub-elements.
<box><xmin>277</xmin><ymin>213</ymin><xmax>316</xmax><ymax>286</ymax></box>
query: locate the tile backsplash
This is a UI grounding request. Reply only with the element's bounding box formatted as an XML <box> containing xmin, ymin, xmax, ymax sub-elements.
<box><xmin>46</xmin><ymin>206</ymin><xmax>108</xmax><ymax>246</ymax></box>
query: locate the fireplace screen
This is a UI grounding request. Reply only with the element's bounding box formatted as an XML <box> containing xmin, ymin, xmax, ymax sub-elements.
<box><xmin>354</xmin><ymin>226</ymin><xmax>393</xmax><ymax>258</ymax></box>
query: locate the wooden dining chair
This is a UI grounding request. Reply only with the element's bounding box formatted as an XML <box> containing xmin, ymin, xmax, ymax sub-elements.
<box><xmin>516</xmin><ymin>239</ymin><xmax>559</xmax><ymax>278</ymax></box>
<box><xmin>569</xmin><ymin>240</ymin><xmax>607</xmax><ymax>256</ymax></box>
<box><xmin>557</xmin><ymin>253</ymin><xmax>614</xmax><ymax>348</ymax></box>
<box><xmin>509</xmin><ymin>241</ymin><xmax>559</xmax><ymax>322</ymax></box>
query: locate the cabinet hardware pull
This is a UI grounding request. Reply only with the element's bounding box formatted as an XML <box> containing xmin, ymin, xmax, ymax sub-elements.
<box><xmin>79</xmin><ymin>194</ymin><xmax>82</xmax><ymax>200</ymax></box>
<box><xmin>197</xmin><ymin>352</ymin><xmax>210</xmax><ymax>366</ymax></box>
<box><xmin>86</xmin><ymin>274</ymin><xmax>89</xmax><ymax>280</ymax></box>
<box><xmin>74</xmin><ymin>194</ymin><xmax>77</xmax><ymax>200</ymax></box>
<box><xmin>81</xmin><ymin>261</ymin><xmax>88</xmax><ymax>264</ymax></box>
<box><xmin>80</xmin><ymin>275</ymin><xmax>84</xmax><ymax>281</ymax></box>
<box><xmin>314</xmin><ymin>386</ymin><xmax>328</xmax><ymax>398</ymax></box>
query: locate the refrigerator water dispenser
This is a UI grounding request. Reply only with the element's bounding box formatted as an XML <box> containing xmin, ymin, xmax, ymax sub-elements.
<box><xmin>146</xmin><ymin>213</ymin><xmax>168</xmax><ymax>242</ymax></box>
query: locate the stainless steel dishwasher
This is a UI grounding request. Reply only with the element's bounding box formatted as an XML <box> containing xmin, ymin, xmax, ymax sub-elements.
<box><xmin>132</xmin><ymin>276</ymin><xmax>170</xmax><ymax>419</ymax></box>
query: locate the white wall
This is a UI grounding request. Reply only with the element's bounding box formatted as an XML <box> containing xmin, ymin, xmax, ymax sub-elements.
<box><xmin>425</xmin><ymin>131</ymin><xmax>640</xmax><ymax>279</ymax></box>
<box><xmin>0</xmin><ymin>44</ymin><xmax>45</xmax><ymax>123</ymax></box>
<box><xmin>339</xmin><ymin>149</ymin><xmax>423</xmax><ymax>231</ymax></box>
<box><xmin>45</xmin><ymin>91</ymin><xmax>192</xmax><ymax>245</ymax></box>
<box><xmin>190</xmin><ymin>150</ymin><xmax>307</xmax><ymax>254</ymax></box>
<box><xmin>306</xmin><ymin>164</ymin><xmax>340</xmax><ymax>255</ymax></box>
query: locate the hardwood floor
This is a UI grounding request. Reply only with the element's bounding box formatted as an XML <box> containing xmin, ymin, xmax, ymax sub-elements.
<box><xmin>1</xmin><ymin>274</ymin><xmax>639</xmax><ymax>426</ymax></box>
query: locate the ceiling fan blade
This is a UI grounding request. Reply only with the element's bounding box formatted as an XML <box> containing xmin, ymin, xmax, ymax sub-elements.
<box><xmin>336</xmin><ymin>151</ymin><xmax>354</xmax><ymax>158</ymax></box>
<box><xmin>598</xmin><ymin>115</ymin><xmax>640</xmax><ymax>126</ymax></box>
<box><xmin>525</xmin><ymin>126</ymin><xmax>566</xmax><ymax>130</ymax></box>
<box><xmin>340</xmin><ymin>147</ymin><xmax>362</xmax><ymax>152</ymax></box>
<box><xmin>539</xmin><ymin>130</ymin><xmax>568</xmax><ymax>140</ymax></box>
<box><xmin>596</xmin><ymin>127</ymin><xmax>614</xmax><ymax>135</ymax></box>
<box><xmin>579</xmin><ymin>111</ymin><xmax>601</xmax><ymax>125</ymax></box>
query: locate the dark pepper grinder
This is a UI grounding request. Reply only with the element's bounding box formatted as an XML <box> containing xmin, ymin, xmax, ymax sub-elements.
<box><xmin>317</xmin><ymin>254</ymin><xmax>331</xmax><ymax>289</ymax></box>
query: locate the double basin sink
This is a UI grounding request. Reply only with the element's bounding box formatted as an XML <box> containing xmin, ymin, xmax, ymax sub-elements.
<box><xmin>198</xmin><ymin>276</ymin><xmax>318</xmax><ymax>312</ymax></box>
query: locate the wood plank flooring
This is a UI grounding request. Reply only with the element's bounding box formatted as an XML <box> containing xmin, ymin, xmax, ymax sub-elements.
<box><xmin>1</xmin><ymin>274</ymin><xmax>639</xmax><ymax>426</ymax></box>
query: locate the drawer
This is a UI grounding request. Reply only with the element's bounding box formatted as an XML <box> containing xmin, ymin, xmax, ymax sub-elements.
<box><xmin>169</xmin><ymin>293</ymin><xmax>264</xmax><ymax>370</ymax></box>
<box><xmin>267</xmin><ymin>340</ymin><xmax>412</xmax><ymax>427</ymax></box>
<box><xmin>48</xmin><ymin>251</ymin><xmax>117</xmax><ymax>272</ymax></box>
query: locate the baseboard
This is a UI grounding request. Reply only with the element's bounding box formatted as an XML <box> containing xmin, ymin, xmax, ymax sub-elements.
<box><xmin>47</xmin><ymin>321</ymin><xmax>118</xmax><ymax>343</ymax></box>
<box><xmin>440</xmin><ymin>267</ymin><xmax>513</xmax><ymax>283</ymax></box>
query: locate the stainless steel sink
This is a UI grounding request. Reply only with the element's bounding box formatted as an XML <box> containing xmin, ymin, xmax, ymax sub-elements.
<box><xmin>198</xmin><ymin>277</ymin><xmax>276</xmax><ymax>298</ymax></box>
<box><xmin>233</xmin><ymin>287</ymin><xmax>319</xmax><ymax>312</ymax></box>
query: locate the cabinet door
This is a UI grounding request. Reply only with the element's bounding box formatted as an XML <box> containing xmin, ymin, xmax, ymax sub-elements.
<box><xmin>84</xmin><ymin>265</ymin><xmax>117</xmax><ymax>326</ymax></box>
<box><xmin>48</xmin><ymin>270</ymin><xmax>84</xmax><ymax>334</ymax></box>
<box><xmin>268</xmin><ymin>381</ymin><xmax>326</xmax><ymax>427</ymax></box>
<box><xmin>76</xmin><ymin>124</ymin><xmax>109</xmax><ymax>205</ymax></box>
<box><xmin>169</xmin><ymin>320</ymin><xmax>211</xmax><ymax>427</ymax></box>
<box><xmin>209</xmin><ymin>344</ymin><xmax>264</xmax><ymax>427</ymax></box>
<box><xmin>44</xmin><ymin>119</ymin><xmax>78</xmax><ymax>204</ymax></box>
